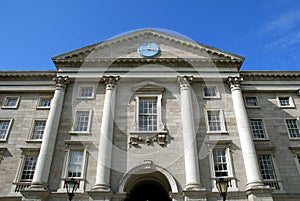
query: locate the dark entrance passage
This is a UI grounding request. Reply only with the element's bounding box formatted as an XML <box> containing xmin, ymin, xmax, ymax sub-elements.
<box><xmin>127</xmin><ymin>180</ymin><xmax>171</xmax><ymax>201</ymax></box>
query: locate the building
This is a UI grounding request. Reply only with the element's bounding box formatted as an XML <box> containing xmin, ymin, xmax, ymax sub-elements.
<box><xmin>0</xmin><ymin>29</ymin><xmax>300</xmax><ymax>201</ymax></box>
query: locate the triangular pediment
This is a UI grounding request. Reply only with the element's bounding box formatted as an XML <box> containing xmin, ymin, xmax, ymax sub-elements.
<box><xmin>52</xmin><ymin>28</ymin><xmax>244</xmax><ymax>67</ymax></box>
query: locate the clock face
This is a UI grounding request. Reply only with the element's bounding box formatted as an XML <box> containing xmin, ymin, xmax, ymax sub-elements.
<box><xmin>137</xmin><ymin>42</ymin><xmax>160</xmax><ymax>58</ymax></box>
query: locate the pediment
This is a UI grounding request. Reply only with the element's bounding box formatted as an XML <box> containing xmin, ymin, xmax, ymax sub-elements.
<box><xmin>52</xmin><ymin>28</ymin><xmax>244</xmax><ymax>66</ymax></box>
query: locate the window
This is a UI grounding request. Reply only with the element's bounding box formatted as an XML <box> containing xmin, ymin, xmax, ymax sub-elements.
<box><xmin>250</xmin><ymin>119</ymin><xmax>266</xmax><ymax>139</ymax></box>
<box><xmin>205</xmin><ymin>109</ymin><xmax>226</xmax><ymax>133</ymax></box>
<box><xmin>285</xmin><ymin>119</ymin><xmax>300</xmax><ymax>138</ymax></box>
<box><xmin>31</xmin><ymin>120</ymin><xmax>46</xmax><ymax>140</ymax></box>
<box><xmin>2</xmin><ymin>96</ymin><xmax>20</xmax><ymax>109</ymax></box>
<box><xmin>20</xmin><ymin>156</ymin><xmax>37</xmax><ymax>182</ymax></box>
<box><xmin>138</xmin><ymin>97</ymin><xmax>157</xmax><ymax>131</ymax></box>
<box><xmin>0</xmin><ymin>119</ymin><xmax>13</xmax><ymax>141</ymax></box>
<box><xmin>258</xmin><ymin>154</ymin><xmax>280</xmax><ymax>190</ymax></box>
<box><xmin>277</xmin><ymin>96</ymin><xmax>295</xmax><ymax>108</ymax></box>
<box><xmin>67</xmin><ymin>150</ymin><xmax>84</xmax><ymax>178</ymax></box>
<box><xmin>203</xmin><ymin>86</ymin><xmax>219</xmax><ymax>98</ymax></box>
<box><xmin>37</xmin><ymin>97</ymin><xmax>51</xmax><ymax>109</ymax></box>
<box><xmin>213</xmin><ymin>149</ymin><xmax>228</xmax><ymax>177</ymax></box>
<box><xmin>78</xmin><ymin>85</ymin><xmax>95</xmax><ymax>99</ymax></box>
<box><xmin>72</xmin><ymin>110</ymin><xmax>92</xmax><ymax>133</ymax></box>
<box><xmin>245</xmin><ymin>97</ymin><xmax>259</xmax><ymax>107</ymax></box>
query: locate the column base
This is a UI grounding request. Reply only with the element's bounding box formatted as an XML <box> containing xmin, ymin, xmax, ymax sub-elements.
<box><xmin>246</xmin><ymin>186</ymin><xmax>274</xmax><ymax>201</ymax></box>
<box><xmin>183</xmin><ymin>189</ymin><xmax>208</xmax><ymax>201</ymax></box>
<box><xmin>91</xmin><ymin>183</ymin><xmax>112</xmax><ymax>192</ymax></box>
<box><xmin>184</xmin><ymin>183</ymin><xmax>205</xmax><ymax>191</ymax></box>
<box><xmin>20</xmin><ymin>187</ymin><xmax>49</xmax><ymax>201</ymax></box>
<box><xmin>87</xmin><ymin>189</ymin><xmax>114</xmax><ymax>201</ymax></box>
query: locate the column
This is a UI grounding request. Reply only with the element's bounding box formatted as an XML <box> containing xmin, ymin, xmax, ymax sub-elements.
<box><xmin>178</xmin><ymin>76</ymin><xmax>202</xmax><ymax>190</ymax></box>
<box><xmin>93</xmin><ymin>76</ymin><xmax>119</xmax><ymax>191</ymax></box>
<box><xmin>228</xmin><ymin>77</ymin><xmax>265</xmax><ymax>189</ymax></box>
<box><xmin>30</xmin><ymin>76</ymin><xmax>69</xmax><ymax>190</ymax></box>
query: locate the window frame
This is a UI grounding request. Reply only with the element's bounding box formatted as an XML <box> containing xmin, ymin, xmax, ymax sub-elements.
<box><xmin>205</xmin><ymin>109</ymin><xmax>227</xmax><ymax>134</ymax></box>
<box><xmin>36</xmin><ymin>96</ymin><xmax>52</xmax><ymax>109</ymax></box>
<box><xmin>0</xmin><ymin>118</ymin><xmax>13</xmax><ymax>142</ymax></box>
<box><xmin>28</xmin><ymin>119</ymin><xmax>47</xmax><ymax>141</ymax></box>
<box><xmin>250</xmin><ymin>118</ymin><xmax>268</xmax><ymax>140</ymax></box>
<box><xmin>277</xmin><ymin>96</ymin><xmax>295</xmax><ymax>108</ymax></box>
<box><xmin>202</xmin><ymin>85</ymin><xmax>220</xmax><ymax>99</ymax></box>
<box><xmin>244</xmin><ymin>96</ymin><xmax>260</xmax><ymax>108</ymax></box>
<box><xmin>285</xmin><ymin>118</ymin><xmax>300</xmax><ymax>139</ymax></box>
<box><xmin>70</xmin><ymin>109</ymin><xmax>93</xmax><ymax>134</ymax></box>
<box><xmin>58</xmin><ymin>144</ymin><xmax>88</xmax><ymax>193</ymax></box>
<box><xmin>77</xmin><ymin>85</ymin><xmax>95</xmax><ymax>99</ymax></box>
<box><xmin>2</xmin><ymin>96</ymin><xmax>20</xmax><ymax>109</ymax></box>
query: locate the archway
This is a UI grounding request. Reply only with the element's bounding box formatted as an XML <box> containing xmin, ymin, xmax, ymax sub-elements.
<box><xmin>124</xmin><ymin>171</ymin><xmax>172</xmax><ymax>201</ymax></box>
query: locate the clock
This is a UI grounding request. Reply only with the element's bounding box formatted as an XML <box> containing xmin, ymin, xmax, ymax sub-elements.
<box><xmin>137</xmin><ymin>42</ymin><xmax>160</xmax><ymax>58</ymax></box>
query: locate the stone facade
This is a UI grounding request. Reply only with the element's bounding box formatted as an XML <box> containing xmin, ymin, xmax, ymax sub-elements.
<box><xmin>0</xmin><ymin>29</ymin><xmax>300</xmax><ymax>201</ymax></box>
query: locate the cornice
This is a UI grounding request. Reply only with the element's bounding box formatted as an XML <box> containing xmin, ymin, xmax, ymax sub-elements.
<box><xmin>0</xmin><ymin>71</ymin><xmax>56</xmax><ymax>80</ymax></box>
<box><xmin>241</xmin><ymin>71</ymin><xmax>300</xmax><ymax>80</ymax></box>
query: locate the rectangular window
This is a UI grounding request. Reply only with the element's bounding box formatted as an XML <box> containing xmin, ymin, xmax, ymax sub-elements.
<box><xmin>297</xmin><ymin>155</ymin><xmax>300</xmax><ymax>165</ymax></box>
<box><xmin>286</xmin><ymin>119</ymin><xmax>300</xmax><ymax>138</ymax></box>
<box><xmin>138</xmin><ymin>97</ymin><xmax>157</xmax><ymax>131</ymax></box>
<box><xmin>277</xmin><ymin>96</ymin><xmax>295</xmax><ymax>108</ymax></box>
<box><xmin>0</xmin><ymin>119</ymin><xmax>13</xmax><ymax>141</ymax></box>
<box><xmin>68</xmin><ymin>150</ymin><xmax>84</xmax><ymax>178</ymax></box>
<box><xmin>250</xmin><ymin>119</ymin><xmax>266</xmax><ymax>139</ymax></box>
<box><xmin>207</xmin><ymin>111</ymin><xmax>221</xmax><ymax>131</ymax></box>
<box><xmin>2</xmin><ymin>97</ymin><xmax>20</xmax><ymax>108</ymax></box>
<box><xmin>74</xmin><ymin>111</ymin><xmax>91</xmax><ymax>132</ymax></box>
<box><xmin>258</xmin><ymin>154</ymin><xmax>280</xmax><ymax>189</ymax></box>
<box><xmin>37</xmin><ymin>97</ymin><xmax>51</xmax><ymax>108</ymax></box>
<box><xmin>20</xmin><ymin>156</ymin><xmax>37</xmax><ymax>182</ymax></box>
<box><xmin>31</xmin><ymin>120</ymin><xmax>46</xmax><ymax>140</ymax></box>
<box><xmin>203</xmin><ymin>86</ymin><xmax>218</xmax><ymax>98</ymax></box>
<box><xmin>213</xmin><ymin>149</ymin><xmax>228</xmax><ymax>177</ymax></box>
<box><xmin>245</xmin><ymin>97</ymin><xmax>259</xmax><ymax>107</ymax></box>
<box><xmin>78</xmin><ymin>85</ymin><xmax>95</xmax><ymax>99</ymax></box>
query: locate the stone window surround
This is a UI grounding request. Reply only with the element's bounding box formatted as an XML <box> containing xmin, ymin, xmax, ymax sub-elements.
<box><xmin>276</xmin><ymin>96</ymin><xmax>295</xmax><ymax>108</ymax></box>
<box><xmin>57</xmin><ymin>143</ymin><xmax>88</xmax><ymax>193</ymax></box>
<box><xmin>256</xmin><ymin>148</ymin><xmax>283</xmax><ymax>191</ymax></box>
<box><xmin>12</xmin><ymin>148</ymin><xmax>40</xmax><ymax>193</ymax></box>
<box><xmin>284</xmin><ymin>118</ymin><xmax>300</xmax><ymax>139</ymax></box>
<box><xmin>202</xmin><ymin>85</ymin><xmax>220</xmax><ymax>99</ymax></box>
<box><xmin>204</xmin><ymin>108</ymin><xmax>227</xmax><ymax>134</ymax></box>
<box><xmin>289</xmin><ymin>146</ymin><xmax>300</xmax><ymax>175</ymax></box>
<box><xmin>26</xmin><ymin>119</ymin><xmax>47</xmax><ymax>142</ymax></box>
<box><xmin>0</xmin><ymin>118</ymin><xmax>13</xmax><ymax>142</ymax></box>
<box><xmin>70</xmin><ymin>109</ymin><xmax>93</xmax><ymax>134</ymax></box>
<box><xmin>2</xmin><ymin>96</ymin><xmax>20</xmax><ymax>109</ymax></box>
<box><xmin>207</xmin><ymin>140</ymin><xmax>238</xmax><ymax>192</ymax></box>
<box><xmin>77</xmin><ymin>84</ymin><xmax>96</xmax><ymax>99</ymax></box>
<box><xmin>36</xmin><ymin>96</ymin><xmax>52</xmax><ymax>109</ymax></box>
<box><xmin>244</xmin><ymin>96</ymin><xmax>260</xmax><ymax>108</ymax></box>
<box><xmin>250</xmin><ymin>118</ymin><xmax>269</xmax><ymax>140</ymax></box>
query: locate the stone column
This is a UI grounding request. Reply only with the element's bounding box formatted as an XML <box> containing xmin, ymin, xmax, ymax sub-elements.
<box><xmin>30</xmin><ymin>76</ymin><xmax>69</xmax><ymax>190</ymax></box>
<box><xmin>178</xmin><ymin>76</ymin><xmax>202</xmax><ymax>190</ymax></box>
<box><xmin>228</xmin><ymin>77</ymin><xmax>265</xmax><ymax>189</ymax></box>
<box><xmin>93</xmin><ymin>76</ymin><xmax>119</xmax><ymax>192</ymax></box>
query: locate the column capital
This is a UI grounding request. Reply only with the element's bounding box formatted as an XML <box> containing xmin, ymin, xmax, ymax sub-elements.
<box><xmin>103</xmin><ymin>76</ymin><xmax>120</xmax><ymax>90</ymax></box>
<box><xmin>53</xmin><ymin>76</ymin><xmax>69</xmax><ymax>90</ymax></box>
<box><xmin>177</xmin><ymin>76</ymin><xmax>193</xmax><ymax>89</ymax></box>
<box><xmin>228</xmin><ymin>76</ymin><xmax>243</xmax><ymax>91</ymax></box>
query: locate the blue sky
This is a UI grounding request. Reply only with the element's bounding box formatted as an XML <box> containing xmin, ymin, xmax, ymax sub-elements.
<box><xmin>0</xmin><ymin>0</ymin><xmax>299</xmax><ymax>71</ymax></box>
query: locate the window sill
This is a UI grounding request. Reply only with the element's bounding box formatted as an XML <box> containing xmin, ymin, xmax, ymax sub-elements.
<box><xmin>289</xmin><ymin>137</ymin><xmax>300</xmax><ymax>141</ymax></box>
<box><xmin>246</xmin><ymin>106</ymin><xmax>261</xmax><ymax>109</ymax></box>
<box><xmin>1</xmin><ymin>106</ymin><xmax>18</xmax><ymax>109</ymax></box>
<box><xmin>253</xmin><ymin>138</ymin><xmax>270</xmax><ymax>141</ymax></box>
<box><xmin>69</xmin><ymin>131</ymin><xmax>91</xmax><ymax>135</ymax></box>
<box><xmin>26</xmin><ymin>140</ymin><xmax>42</xmax><ymax>143</ymax></box>
<box><xmin>36</xmin><ymin>107</ymin><xmax>50</xmax><ymax>110</ymax></box>
<box><xmin>278</xmin><ymin>106</ymin><xmax>295</xmax><ymax>109</ymax></box>
<box><xmin>206</xmin><ymin>131</ymin><xmax>228</xmax><ymax>135</ymax></box>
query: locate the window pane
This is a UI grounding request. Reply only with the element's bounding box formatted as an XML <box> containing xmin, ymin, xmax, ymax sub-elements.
<box><xmin>5</xmin><ymin>98</ymin><xmax>18</xmax><ymax>107</ymax></box>
<box><xmin>75</xmin><ymin>111</ymin><xmax>89</xmax><ymax>131</ymax></box>
<box><xmin>32</xmin><ymin>121</ymin><xmax>46</xmax><ymax>139</ymax></box>
<box><xmin>68</xmin><ymin>150</ymin><xmax>83</xmax><ymax>178</ymax></box>
<box><xmin>0</xmin><ymin>120</ymin><xmax>10</xmax><ymax>139</ymax></box>
<box><xmin>204</xmin><ymin>86</ymin><xmax>217</xmax><ymax>97</ymax></box>
<box><xmin>21</xmin><ymin>156</ymin><xmax>37</xmax><ymax>181</ymax></box>
<box><xmin>207</xmin><ymin>111</ymin><xmax>221</xmax><ymax>131</ymax></box>
<box><xmin>258</xmin><ymin>155</ymin><xmax>276</xmax><ymax>180</ymax></box>
<box><xmin>80</xmin><ymin>87</ymin><xmax>93</xmax><ymax>97</ymax></box>
<box><xmin>279</xmin><ymin>97</ymin><xmax>290</xmax><ymax>106</ymax></box>
<box><xmin>245</xmin><ymin>97</ymin><xmax>258</xmax><ymax>106</ymax></box>
<box><xmin>250</xmin><ymin>119</ymin><xmax>265</xmax><ymax>139</ymax></box>
<box><xmin>286</xmin><ymin>119</ymin><xmax>300</xmax><ymax>138</ymax></box>
<box><xmin>138</xmin><ymin>98</ymin><xmax>157</xmax><ymax>131</ymax></box>
<box><xmin>39</xmin><ymin>98</ymin><xmax>51</xmax><ymax>107</ymax></box>
<box><xmin>213</xmin><ymin>149</ymin><xmax>228</xmax><ymax>177</ymax></box>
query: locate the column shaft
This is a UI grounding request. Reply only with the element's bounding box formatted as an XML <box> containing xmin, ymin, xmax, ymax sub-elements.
<box><xmin>228</xmin><ymin>77</ymin><xmax>264</xmax><ymax>189</ymax></box>
<box><xmin>94</xmin><ymin>76</ymin><xmax>119</xmax><ymax>191</ymax></box>
<box><xmin>30</xmin><ymin>76</ymin><xmax>68</xmax><ymax>189</ymax></box>
<box><xmin>178</xmin><ymin>76</ymin><xmax>202</xmax><ymax>190</ymax></box>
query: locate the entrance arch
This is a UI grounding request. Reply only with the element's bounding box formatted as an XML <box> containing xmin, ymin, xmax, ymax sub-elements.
<box><xmin>118</xmin><ymin>163</ymin><xmax>179</xmax><ymax>201</ymax></box>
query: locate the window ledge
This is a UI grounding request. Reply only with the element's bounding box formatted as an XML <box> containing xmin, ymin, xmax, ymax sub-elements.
<box><xmin>246</xmin><ymin>106</ymin><xmax>261</xmax><ymax>109</ymax></box>
<box><xmin>36</xmin><ymin>107</ymin><xmax>50</xmax><ymax>110</ymax></box>
<box><xmin>69</xmin><ymin>131</ymin><xmax>91</xmax><ymax>135</ymax></box>
<box><xmin>253</xmin><ymin>138</ymin><xmax>270</xmax><ymax>141</ymax></box>
<box><xmin>206</xmin><ymin>131</ymin><xmax>228</xmax><ymax>135</ymax></box>
<box><xmin>278</xmin><ymin>106</ymin><xmax>295</xmax><ymax>109</ymax></box>
<box><xmin>26</xmin><ymin>140</ymin><xmax>42</xmax><ymax>143</ymax></box>
<box><xmin>289</xmin><ymin>137</ymin><xmax>300</xmax><ymax>141</ymax></box>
